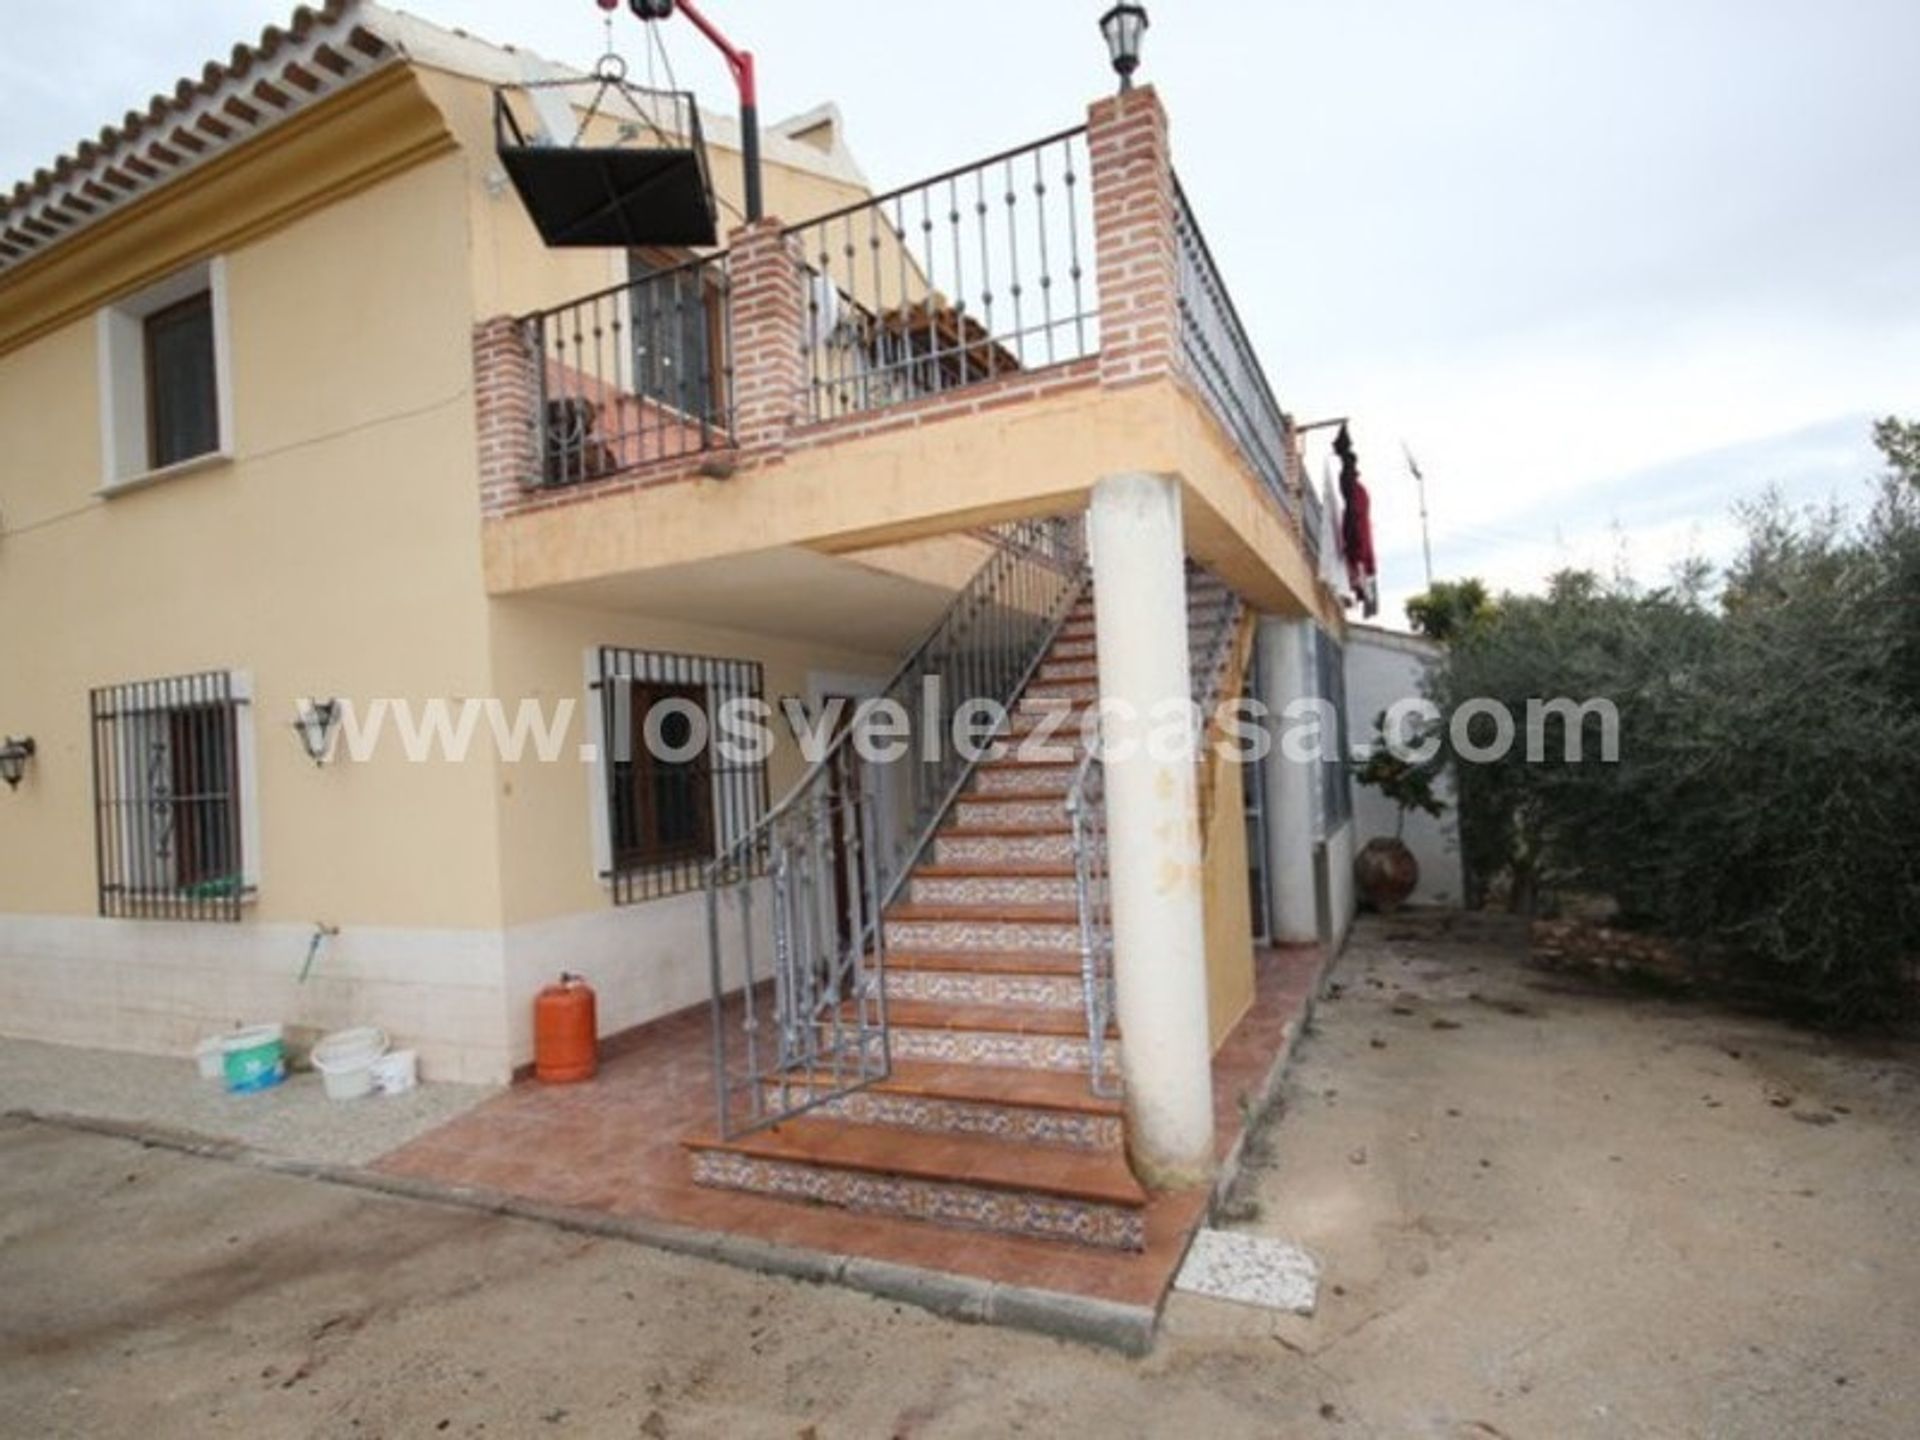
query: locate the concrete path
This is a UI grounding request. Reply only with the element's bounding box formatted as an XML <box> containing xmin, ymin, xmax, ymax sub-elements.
<box><xmin>4</xmin><ymin>913</ymin><xmax>1916</xmax><ymax>1437</ymax></box>
<box><xmin>0</xmin><ymin>1034</ymin><xmax>491</xmax><ymax>1167</ymax></box>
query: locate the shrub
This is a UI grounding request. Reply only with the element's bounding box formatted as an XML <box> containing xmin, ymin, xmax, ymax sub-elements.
<box><xmin>1428</xmin><ymin>424</ymin><xmax>1920</xmax><ymax>1024</ymax></box>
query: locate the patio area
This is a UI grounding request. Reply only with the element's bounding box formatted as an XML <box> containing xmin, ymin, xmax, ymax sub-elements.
<box><xmin>372</xmin><ymin>943</ymin><xmax>1327</xmax><ymax>1319</ymax></box>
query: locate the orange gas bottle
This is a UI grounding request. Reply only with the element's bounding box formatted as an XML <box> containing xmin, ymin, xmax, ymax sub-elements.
<box><xmin>534</xmin><ymin>973</ymin><xmax>598</xmax><ymax>1083</ymax></box>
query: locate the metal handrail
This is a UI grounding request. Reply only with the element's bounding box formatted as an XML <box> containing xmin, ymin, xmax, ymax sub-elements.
<box><xmin>1171</xmin><ymin>172</ymin><xmax>1296</xmax><ymax>521</ymax></box>
<box><xmin>1065</xmin><ymin>566</ymin><xmax>1246</xmax><ymax>1097</ymax></box>
<box><xmin>706</xmin><ymin>520</ymin><xmax>1082</xmax><ymax>886</ymax></box>
<box><xmin>782</xmin><ymin>125</ymin><xmax>1091</xmax><ymax>235</ymax></box>
<box><xmin>786</xmin><ymin>127</ymin><xmax>1096</xmax><ymax>421</ymax></box>
<box><xmin>705</xmin><ymin>515</ymin><xmax>1088</xmax><ymax>1137</ymax></box>
<box><xmin>525</xmin><ymin>250</ymin><xmax>734</xmax><ymax>489</ymax></box>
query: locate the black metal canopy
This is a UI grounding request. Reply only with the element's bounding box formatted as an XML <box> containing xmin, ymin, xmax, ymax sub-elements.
<box><xmin>493</xmin><ymin>65</ymin><xmax>717</xmax><ymax>249</ymax></box>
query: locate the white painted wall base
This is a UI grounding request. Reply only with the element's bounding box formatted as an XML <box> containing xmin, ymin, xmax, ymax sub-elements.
<box><xmin>0</xmin><ymin>914</ymin><xmax>510</xmax><ymax>1084</ymax></box>
<box><xmin>1322</xmin><ymin>820</ymin><xmax>1357</xmax><ymax>953</ymax></box>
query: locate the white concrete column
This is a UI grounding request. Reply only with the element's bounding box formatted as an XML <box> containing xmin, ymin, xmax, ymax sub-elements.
<box><xmin>1257</xmin><ymin>616</ymin><xmax>1320</xmax><ymax>945</ymax></box>
<box><xmin>1088</xmin><ymin>472</ymin><xmax>1214</xmax><ymax>1189</ymax></box>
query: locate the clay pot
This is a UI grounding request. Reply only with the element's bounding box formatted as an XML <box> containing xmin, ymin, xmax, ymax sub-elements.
<box><xmin>1355</xmin><ymin>837</ymin><xmax>1419</xmax><ymax>913</ymax></box>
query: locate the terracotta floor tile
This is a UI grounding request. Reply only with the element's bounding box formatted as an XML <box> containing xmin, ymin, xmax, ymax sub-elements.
<box><xmin>368</xmin><ymin>945</ymin><xmax>1324</xmax><ymax>1312</ymax></box>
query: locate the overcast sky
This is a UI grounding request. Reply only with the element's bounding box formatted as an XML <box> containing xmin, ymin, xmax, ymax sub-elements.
<box><xmin>7</xmin><ymin>1</ymin><xmax>1917</xmax><ymax>624</ymax></box>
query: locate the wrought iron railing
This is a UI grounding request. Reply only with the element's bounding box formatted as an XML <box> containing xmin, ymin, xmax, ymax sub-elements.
<box><xmin>704</xmin><ymin>516</ymin><xmax>1088</xmax><ymax>1137</ymax></box>
<box><xmin>1303</xmin><ymin>478</ymin><xmax>1327</xmax><ymax>569</ymax></box>
<box><xmin>785</xmin><ymin>128</ymin><xmax>1096</xmax><ymax>421</ymax></box>
<box><xmin>1065</xmin><ymin>566</ymin><xmax>1246</xmax><ymax>1096</ymax></box>
<box><xmin>526</xmin><ymin>252</ymin><xmax>733</xmax><ymax>487</ymax></box>
<box><xmin>1171</xmin><ymin>175</ymin><xmax>1296</xmax><ymax>521</ymax></box>
<box><xmin>1064</xmin><ymin>751</ymin><xmax>1115</xmax><ymax>1098</ymax></box>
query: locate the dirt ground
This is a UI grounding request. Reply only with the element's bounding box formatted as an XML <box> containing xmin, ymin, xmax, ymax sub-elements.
<box><xmin>4</xmin><ymin>914</ymin><xmax>1916</xmax><ymax>1439</ymax></box>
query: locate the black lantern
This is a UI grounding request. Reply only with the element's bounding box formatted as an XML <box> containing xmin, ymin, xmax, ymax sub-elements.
<box><xmin>0</xmin><ymin>736</ymin><xmax>34</xmax><ymax>790</ymax></box>
<box><xmin>1099</xmin><ymin>4</ymin><xmax>1149</xmax><ymax>92</ymax></box>
<box><xmin>293</xmin><ymin>700</ymin><xmax>340</xmax><ymax>766</ymax></box>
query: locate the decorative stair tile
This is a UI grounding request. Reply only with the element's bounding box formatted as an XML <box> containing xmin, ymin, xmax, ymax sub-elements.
<box><xmin>687</xmin><ymin>1149</ymin><xmax>1144</xmax><ymax>1250</ymax></box>
<box><xmin>909</xmin><ymin>872</ymin><xmax>1079</xmax><ymax>907</ymax></box>
<box><xmin>972</xmin><ymin>763</ymin><xmax>1078</xmax><ymax>795</ymax></box>
<box><xmin>886</xmin><ymin>916</ymin><xmax>1080</xmax><ymax>953</ymax></box>
<box><xmin>765</xmin><ymin>1084</ymin><xmax>1124</xmax><ymax>1151</ymax></box>
<box><xmin>954</xmin><ymin>797</ymin><xmax>1068</xmax><ymax>829</ymax></box>
<box><xmin>1022</xmin><ymin>679</ymin><xmax>1099</xmax><ymax>703</ymax></box>
<box><xmin>934</xmin><ymin>832</ymin><xmax>1077</xmax><ymax>866</ymax></box>
<box><xmin>888</xmin><ymin>1023</ymin><xmax>1117</xmax><ymax>1075</ymax></box>
<box><xmin>884</xmin><ymin>965</ymin><xmax>1084</xmax><ymax>1011</ymax></box>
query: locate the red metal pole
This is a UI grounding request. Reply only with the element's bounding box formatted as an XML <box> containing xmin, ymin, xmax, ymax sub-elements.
<box><xmin>658</xmin><ymin>0</ymin><xmax>763</xmax><ymax>220</ymax></box>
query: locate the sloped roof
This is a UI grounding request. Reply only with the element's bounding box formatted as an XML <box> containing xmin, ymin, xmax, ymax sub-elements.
<box><xmin>0</xmin><ymin>1</ymin><xmax>871</xmax><ymax>278</ymax></box>
<box><xmin>0</xmin><ymin>2</ymin><xmax>396</xmax><ymax>275</ymax></box>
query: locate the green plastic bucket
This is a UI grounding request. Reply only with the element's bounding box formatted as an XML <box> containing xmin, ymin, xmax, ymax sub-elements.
<box><xmin>222</xmin><ymin>1025</ymin><xmax>286</xmax><ymax>1094</ymax></box>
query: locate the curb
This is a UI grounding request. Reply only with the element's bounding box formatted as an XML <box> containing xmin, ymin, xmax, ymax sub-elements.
<box><xmin>5</xmin><ymin>1106</ymin><xmax>1157</xmax><ymax>1355</ymax></box>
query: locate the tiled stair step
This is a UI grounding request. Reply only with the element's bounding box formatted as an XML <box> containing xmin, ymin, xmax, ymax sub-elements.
<box><xmin>954</xmin><ymin>795</ymin><xmax>1070</xmax><ymax>830</ymax></box>
<box><xmin>970</xmin><ymin>760</ymin><xmax>1079</xmax><ymax>796</ymax></box>
<box><xmin>1022</xmin><ymin>678</ymin><xmax>1099</xmax><ymax>703</ymax></box>
<box><xmin>854</xmin><ymin>997</ymin><xmax>1119</xmax><ymax>1075</ymax></box>
<box><xmin>757</xmin><ymin>1060</ymin><xmax>1123</xmax><ymax>1151</ymax></box>
<box><xmin>934</xmin><ymin>830</ymin><xmax>1078</xmax><ymax>866</ymax></box>
<box><xmin>885</xmin><ymin>945</ymin><xmax>1082</xmax><ymax>975</ymax></box>
<box><xmin>884</xmin><ymin>957</ymin><xmax>1085</xmax><ymax>1011</ymax></box>
<box><xmin>1011</xmin><ymin>694</ymin><xmax>1094</xmax><ymax>724</ymax></box>
<box><xmin>886</xmin><ymin>904</ymin><xmax>1081</xmax><ymax>956</ymax></box>
<box><xmin>908</xmin><ymin>869</ymin><xmax>1081</xmax><ymax>907</ymax></box>
<box><xmin>1037</xmin><ymin>657</ymin><xmax>1098</xmax><ymax>682</ymax></box>
<box><xmin>684</xmin><ymin>1118</ymin><xmax>1145</xmax><ymax>1250</ymax></box>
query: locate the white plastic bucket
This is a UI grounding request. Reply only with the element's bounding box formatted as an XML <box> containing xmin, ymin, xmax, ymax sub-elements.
<box><xmin>311</xmin><ymin>1026</ymin><xmax>388</xmax><ymax>1102</ymax></box>
<box><xmin>370</xmin><ymin>1049</ymin><xmax>418</xmax><ymax>1096</ymax></box>
<box><xmin>194</xmin><ymin>1035</ymin><xmax>227</xmax><ymax>1081</ymax></box>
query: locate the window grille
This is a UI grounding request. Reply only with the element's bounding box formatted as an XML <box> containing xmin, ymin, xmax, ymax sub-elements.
<box><xmin>91</xmin><ymin>670</ymin><xmax>251</xmax><ymax>921</ymax></box>
<box><xmin>1315</xmin><ymin>630</ymin><xmax>1354</xmax><ymax>830</ymax></box>
<box><xmin>593</xmin><ymin>647</ymin><xmax>767</xmax><ymax>905</ymax></box>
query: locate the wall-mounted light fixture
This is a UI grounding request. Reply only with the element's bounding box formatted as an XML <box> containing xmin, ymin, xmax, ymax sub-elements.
<box><xmin>292</xmin><ymin>699</ymin><xmax>340</xmax><ymax>766</ymax></box>
<box><xmin>0</xmin><ymin>736</ymin><xmax>34</xmax><ymax>790</ymax></box>
<box><xmin>1099</xmin><ymin>4</ymin><xmax>1149</xmax><ymax>92</ymax></box>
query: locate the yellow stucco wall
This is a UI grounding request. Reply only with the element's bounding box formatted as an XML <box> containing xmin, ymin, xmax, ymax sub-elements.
<box><xmin>483</xmin><ymin>595</ymin><xmax>897</xmax><ymax>928</ymax></box>
<box><xmin>0</xmin><ymin>147</ymin><xmax>502</xmax><ymax>931</ymax></box>
<box><xmin>1201</xmin><ymin>619</ymin><xmax>1259</xmax><ymax>1047</ymax></box>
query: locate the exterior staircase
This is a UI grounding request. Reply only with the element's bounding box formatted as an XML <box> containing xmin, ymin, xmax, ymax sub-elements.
<box><xmin>684</xmin><ymin>567</ymin><xmax>1240</xmax><ymax>1252</ymax></box>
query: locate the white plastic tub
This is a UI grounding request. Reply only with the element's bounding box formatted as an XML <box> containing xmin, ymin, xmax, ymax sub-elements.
<box><xmin>311</xmin><ymin>1026</ymin><xmax>389</xmax><ymax>1102</ymax></box>
<box><xmin>370</xmin><ymin>1049</ymin><xmax>418</xmax><ymax>1096</ymax></box>
<box><xmin>194</xmin><ymin>1035</ymin><xmax>227</xmax><ymax>1081</ymax></box>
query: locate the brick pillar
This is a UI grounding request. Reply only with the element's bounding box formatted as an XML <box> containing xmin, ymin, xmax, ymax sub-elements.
<box><xmin>1088</xmin><ymin>86</ymin><xmax>1179</xmax><ymax>390</ymax></box>
<box><xmin>473</xmin><ymin>315</ymin><xmax>539</xmax><ymax>516</ymax></box>
<box><xmin>726</xmin><ymin>218</ymin><xmax>808</xmax><ymax>457</ymax></box>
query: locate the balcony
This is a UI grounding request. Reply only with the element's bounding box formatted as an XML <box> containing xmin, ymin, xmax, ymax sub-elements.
<box><xmin>475</xmin><ymin>88</ymin><xmax>1332</xmax><ymax>620</ymax></box>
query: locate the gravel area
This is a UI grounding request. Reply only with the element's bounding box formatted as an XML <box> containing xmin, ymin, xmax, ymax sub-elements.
<box><xmin>0</xmin><ymin>1036</ymin><xmax>493</xmax><ymax>1167</ymax></box>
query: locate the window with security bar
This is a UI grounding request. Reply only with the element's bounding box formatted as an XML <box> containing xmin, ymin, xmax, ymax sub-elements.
<box><xmin>592</xmin><ymin>647</ymin><xmax>767</xmax><ymax>905</ymax></box>
<box><xmin>1315</xmin><ymin>630</ymin><xmax>1354</xmax><ymax>830</ymax></box>
<box><xmin>90</xmin><ymin>671</ymin><xmax>256</xmax><ymax>921</ymax></box>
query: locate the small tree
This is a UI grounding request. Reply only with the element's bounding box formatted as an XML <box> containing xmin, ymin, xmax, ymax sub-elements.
<box><xmin>1351</xmin><ymin>713</ymin><xmax>1447</xmax><ymax>841</ymax></box>
<box><xmin>1405</xmin><ymin>577</ymin><xmax>1494</xmax><ymax>643</ymax></box>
